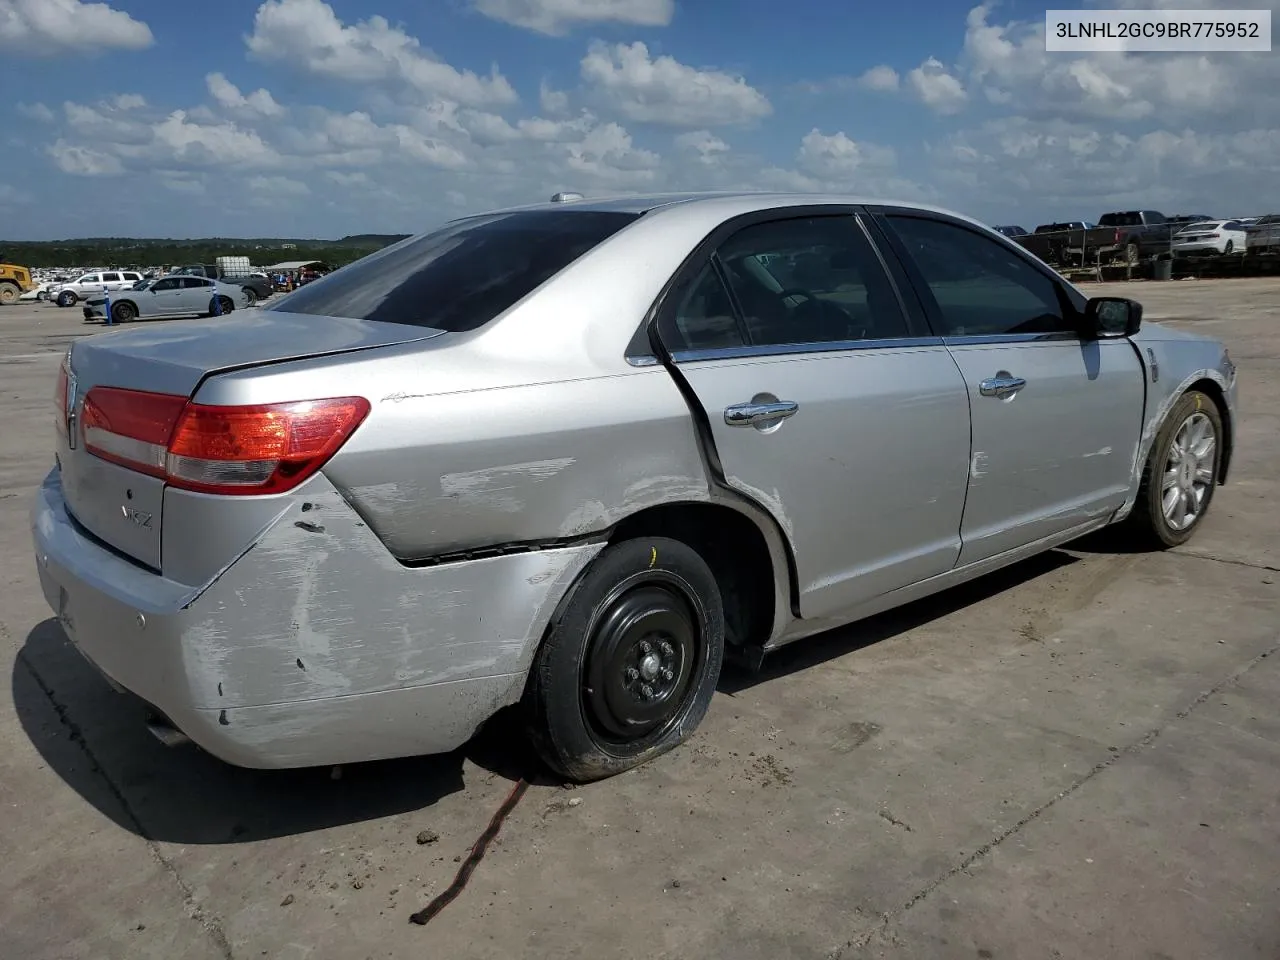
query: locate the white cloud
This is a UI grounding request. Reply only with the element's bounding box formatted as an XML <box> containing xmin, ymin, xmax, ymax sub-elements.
<box><xmin>151</xmin><ymin>111</ymin><xmax>281</xmax><ymax>167</ymax></box>
<box><xmin>859</xmin><ymin>65</ymin><xmax>900</xmax><ymax>92</ymax></box>
<box><xmin>249</xmin><ymin>175</ymin><xmax>310</xmax><ymax>196</ymax></box>
<box><xmin>907</xmin><ymin>57</ymin><xmax>967</xmax><ymax>114</ymax></box>
<box><xmin>160</xmin><ymin>176</ymin><xmax>206</xmax><ymax>195</ymax></box>
<box><xmin>562</xmin><ymin>121</ymin><xmax>660</xmax><ymax>184</ymax></box>
<box><xmin>111</xmin><ymin>94</ymin><xmax>147</xmax><ymax>110</ymax></box>
<box><xmin>48</xmin><ymin>140</ymin><xmax>124</xmax><ymax>176</ymax></box>
<box><xmin>17</xmin><ymin>102</ymin><xmax>54</xmax><ymax>122</ymax></box>
<box><xmin>206</xmin><ymin>73</ymin><xmax>285</xmax><ymax>117</ymax></box>
<box><xmin>539</xmin><ymin>80</ymin><xmax>570</xmax><ymax>115</ymax></box>
<box><xmin>0</xmin><ymin>0</ymin><xmax>152</xmax><ymax>53</ymax></box>
<box><xmin>674</xmin><ymin>129</ymin><xmax>729</xmax><ymax>166</ymax></box>
<box><xmin>580</xmin><ymin>41</ymin><xmax>771</xmax><ymax>127</ymax></box>
<box><xmin>472</xmin><ymin>0</ymin><xmax>673</xmax><ymax>35</ymax></box>
<box><xmin>247</xmin><ymin>0</ymin><xmax>517</xmax><ymax>108</ymax></box>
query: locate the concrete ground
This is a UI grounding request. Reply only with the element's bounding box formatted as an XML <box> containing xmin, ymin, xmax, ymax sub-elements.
<box><xmin>1</xmin><ymin>279</ymin><xmax>1277</xmax><ymax>960</ymax></box>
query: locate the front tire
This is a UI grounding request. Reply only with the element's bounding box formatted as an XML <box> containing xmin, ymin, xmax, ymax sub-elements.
<box><xmin>1125</xmin><ymin>390</ymin><xmax>1222</xmax><ymax>548</ymax></box>
<box><xmin>111</xmin><ymin>301</ymin><xmax>137</xmax><ymax>323</ymax></box>
<box><xmin>57</xmin><ymin>291</ymin><xmax>77</xmax><ymax>308</ymax></box>
<box><xmin>528</xmin><ymin>537</ymin><xmax>725</xmax><ymax>782</ymax></box>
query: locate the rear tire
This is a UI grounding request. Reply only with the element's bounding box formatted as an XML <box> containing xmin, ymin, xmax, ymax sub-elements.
<box><xmin>0</xmin><ymin>282</ymin><xmax>18</xmax><ymax>305</ymax></box>
<box><xmin>241</xmin><ymin>286</ymin><xmax>258</xmax><ymax>306</ymax></box>
<box><xmin>1224</xmin><ymin>239</ymin><xmax>1234</xmax><ymax>255</ymax></box>
<box><xmin>528</xmin><ymin>537</ymin><xmax>725</xmax><ymax>782</ymax></box>
<box><xmin>1122</xmin><ymin>390</ymin><xmax>1222</xmax><ymax>548</ymax></box>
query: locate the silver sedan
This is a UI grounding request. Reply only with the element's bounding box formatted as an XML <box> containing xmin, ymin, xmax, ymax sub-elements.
<box><xmin>32</xmin><ymin>193</ymin><xmax>1238</xmax><ymax>782</ymax></box>
<box><xmin>81</xmin><ymin>275</ymin><xmax>249</xmax><ymax>323</ymax></box>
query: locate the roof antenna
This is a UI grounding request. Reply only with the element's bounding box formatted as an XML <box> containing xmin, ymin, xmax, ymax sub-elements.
<box><xmin>550</xmin><ymin>191</ymin><xmax>585</xmax><ymax>203</ymax></box>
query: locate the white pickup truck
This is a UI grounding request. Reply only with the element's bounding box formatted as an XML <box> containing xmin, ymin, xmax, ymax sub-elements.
<box><xmin>51</xmin><ymin>270</ymin><xmax>145</xmax><ymax>307</ymax></box>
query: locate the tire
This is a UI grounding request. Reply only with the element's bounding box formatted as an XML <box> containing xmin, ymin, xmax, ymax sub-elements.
<box><xmin>528</xmin><ymin>536</ymin><xmax>725</xmax><ymax>782</ymax></box>
<box><xmin>209</xmin><ymin>296</ymin><xmax>234</xmax><ymax>316</ymax></box>
<box><xmin>1124</xmin><ymin>390</ymin><xmax>1223</xmax><ymax>548</ymax></box>
<box><xmin>36</xmin><ymin>290</ymin><xmax>49</xmax><ymax>302</ymax></box>
<box><xmin>1224</xmin><ymin>239</ymin><xmax>1234</xmax><ymax>255</ymax></box>
<box><xmin>0</xmin><ymin>282</ymin><xmax>18</xmax><ymax>305</ymax></box>
<box><xmin>1125</xmin><ymin>241</ymin><xmax>1141</xmax><ymax>265</ymax></box>
<box><xmin>111</xmin><ymin>301</ymin><xmax>137</xmax><ymax>323</ymax></box>
<box><xmin>241</xmin><ymin>286</ymin><xmax>258</xmax><ymax>306</ymax></box>
<box><xmin>57</xmin><ymin>291</ymin><xmax>77</xmax><ymax>308</ymax></box>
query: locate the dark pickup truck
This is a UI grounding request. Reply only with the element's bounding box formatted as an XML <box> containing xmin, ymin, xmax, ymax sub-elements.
<box><xmin>1015</xmin><ymin>210</ymin><xmax>1177</xmax><ymax>266</ymax></box>
<box><xmin>174</xmin><ymin>264</ymin><xmax>275</xmax><ymax>305</ymax></box>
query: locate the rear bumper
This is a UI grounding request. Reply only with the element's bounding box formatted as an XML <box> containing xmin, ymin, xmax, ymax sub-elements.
<box><xmin>30</xmin><ymin>468</ymin><xmax>600</xmax><ymax>769</ymax></box>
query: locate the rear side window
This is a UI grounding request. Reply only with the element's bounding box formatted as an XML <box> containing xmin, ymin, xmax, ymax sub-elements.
<box><xmin>268</xmin><ymin>210</ymin><xmax>640</xmax><ymax>331</ymax></box>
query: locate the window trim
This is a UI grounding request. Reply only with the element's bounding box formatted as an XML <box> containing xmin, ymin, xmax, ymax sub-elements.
<box><xmin>867</xmin><ymin>206</ymin><xmax>1089</xmax><ymax>344</ymax></box>
<box><xmin>628</xmin><ymin>205</ymin><xmax>929</xmax><ymax>365</ymax></box>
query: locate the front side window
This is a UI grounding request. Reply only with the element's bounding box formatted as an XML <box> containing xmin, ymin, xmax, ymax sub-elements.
<box><xmin>886</xmin><ymin>215</ymin><xmax>1074</xmax><ymax>338</ymax></box>
<box><xmin>79</xmin><ymin>275</ymin><xmax>97</xmax><ymax>284</ymax></box>
<box><xmin>269</xmin><ymin>210</ymin><xmax>640</xmax><ymax>331</ymax></box>
<box><xmin>711</xmin><ymin>216</ymin><xmax>909</xmax><ymax>348</ymax></box>
<box><xmin>152</xmin><ymin>278</ymin><xmax>178</xmax><ymax>291</ymax></box>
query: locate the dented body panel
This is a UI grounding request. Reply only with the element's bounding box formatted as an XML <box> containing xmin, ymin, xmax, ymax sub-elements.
<box><xmin>33</xmin><ymin>468</ymin><xmax>600</xmax><ymax>768</ymax></box>
<box><xmin>28</xmin><ymin>191</ymin><xmax>1240</xmax><ymax>770</ymax></box>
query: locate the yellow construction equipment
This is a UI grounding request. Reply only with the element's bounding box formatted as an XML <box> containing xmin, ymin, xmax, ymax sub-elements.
<box><xmin>0</xmin><ymin>262</ymin><xmax>35</xmax><ymax>304</ymax></box>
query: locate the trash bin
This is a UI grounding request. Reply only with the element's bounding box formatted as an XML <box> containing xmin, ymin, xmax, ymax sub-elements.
<box><xmin>1152</xmin><ymin>258</ymin><xmax>1173</xmax><ymax>281</ymax></box>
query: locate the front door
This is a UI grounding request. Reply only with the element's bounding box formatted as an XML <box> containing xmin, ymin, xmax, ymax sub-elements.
<box><xmin>879</xmin><ymin>212</ymin><xmax>1145</xmax><ymax>566</ymax></box>
<box><xmin>148</xmin><ymin>277</ymin><xmax>184</xmax><ymax>313</ymax></box>
<box><xmin>658</xmin><ymin>212</ymin><xmax>973</xmax><ymax>620</ymax></box>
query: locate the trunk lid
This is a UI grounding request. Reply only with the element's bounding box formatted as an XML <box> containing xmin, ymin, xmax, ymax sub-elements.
<box><xmin>60</xmin><ymin>312</ymin><xmax>442</xmax><ymax>569</ymax></box>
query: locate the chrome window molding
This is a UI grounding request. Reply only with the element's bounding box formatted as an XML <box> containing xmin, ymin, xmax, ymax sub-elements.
<box><xmin>670</xmin><ymin>336</ymin><xmax>944</xmax><ymax>364</ymax></box>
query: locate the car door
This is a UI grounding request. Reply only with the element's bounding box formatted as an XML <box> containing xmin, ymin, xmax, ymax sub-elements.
<box><xmin>656</xmin><ymin>210</ymin><xmax>973</xmax><ymax>620</ymax></box>
<box><xmin>146</xmin><ymin>277</ymin><xmax>183</xmax><ymax>314</ymax></box>
<box><xmin>100</xmin><ymin>272</ymin><xmax>124</xmax><ymax>291</ymax></box>
<box><xmin>178</xmin><ymin>277</ymin><xmax>212</xmax><ymax>313</ymax></box>
<box><xmin>78</xmin><ymin>274</ymin><xmax>103</xmax><ymax>297</ymax></box>
<box><xmin>874</xmin><ymin>209</ymin><xmax>1145</xmax><ymax>567</ymax></box>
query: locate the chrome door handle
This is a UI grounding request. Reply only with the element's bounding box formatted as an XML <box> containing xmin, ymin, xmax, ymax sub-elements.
<box><xmin>979</xmin><ymin>376</ymin><xmax>1026</xmax><ymax>398</ymax></box>
<box><xmin>724</xmin><ymin>400</ymin><xmax>799</xmax><ymax>426</ymax></box>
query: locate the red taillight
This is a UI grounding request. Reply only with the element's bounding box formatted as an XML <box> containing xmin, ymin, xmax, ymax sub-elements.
<box><xmin>1114</xmin><ymin>228</ymin><xmax>1123</xmax><ymax>244</ymax></box>
<box><xmin>79</xmin><ymin>387</ymin><xmax>370</xmax><ymax>495</ymax></box>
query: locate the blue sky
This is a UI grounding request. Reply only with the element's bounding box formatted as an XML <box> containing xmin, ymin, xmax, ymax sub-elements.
<box><xmin>2</xmin><ymin>0</ymin><xmax>1277</xmax><ymax>239</ymax></box>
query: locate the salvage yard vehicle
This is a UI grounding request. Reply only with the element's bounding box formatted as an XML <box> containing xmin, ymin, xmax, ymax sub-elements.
<box><xmin>0</xmin><ymin>261</ymin><xmax>36</xmax><ymax>304</ymax></box>
<box><xmin>1244</xmin><ymin>214</ymin><xmax>1280</xmax><ymax>255</ymax></box>
<box><xmin>80</xmin><ymin>275</ymin><xmax>248</xmax><ymax>323</ymax></box>
<box><xmin>31</xmin><ymin>193</ymin><xmax>1238</xmax><ymax>782</ymax></box>
<box><xmin>51</xmin><ymin>270</ymin><xmax>144</xmax><ymax>307</ymax></box>
<box><xmin>1172</xmin><ymin>219</ymin><xmax>1249</xmax><ymax>257</ymax></box>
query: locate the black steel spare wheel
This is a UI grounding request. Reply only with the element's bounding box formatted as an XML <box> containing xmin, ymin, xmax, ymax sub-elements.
<box><xmin>529</xmin><ymin>537</ymin><xmax>725</xmax><ymax>782</ymax></box>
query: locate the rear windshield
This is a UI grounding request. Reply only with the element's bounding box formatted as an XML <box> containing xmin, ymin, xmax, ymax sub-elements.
<box><xmin>267</xmin><ymin>209</ymin><xmax>640</xmax><ymax>331</ymax></box>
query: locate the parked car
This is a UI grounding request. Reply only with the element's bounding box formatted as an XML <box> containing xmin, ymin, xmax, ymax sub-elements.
<box><xmin>1172</xmin><ymin>220</ymin><xmax>1248</xmax><ymax>256</ymax></box>
<box><xmin>1091</xmin><ymin>210</ymin><xmax>1179</xmax><ymax>264</ymax></box>
<box><xmin>80</xmin><ymin>275</ymin><xmax>248</xmax><ymax>323</ymax></box>
<box><xmin>18</xmin><ymin>280</ymin><xmax>56</xmax><ymax>302</ymax></box>
<box><xmin>51</xmin><ymin>270</ymin><xmax>145</xmax><ymax>307</ymax></box>
<box><xmin>31</xmin><ymin>193</ymin><xmax>1238</xmax><ymax>782</ymax></box>
<box><xmin>993</xmin><ymin>224</ymin><xmax>1027</xmax><ymax>238</ymax></box>
<box><xmin>174</xmin><ymin>264</ymin><xmax>274</xmax><ymax>305</ymax></box>
<box><xmin>1244</xmin><ymin>214</ymin><xmax>1280</xmax><ymax>254</ymax></box>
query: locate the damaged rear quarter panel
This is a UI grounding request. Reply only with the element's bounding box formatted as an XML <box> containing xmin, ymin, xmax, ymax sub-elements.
<box><xmin>196</xmin><ymin>342</ymin><xmax>713</xmax><ymax>560</ymax></box>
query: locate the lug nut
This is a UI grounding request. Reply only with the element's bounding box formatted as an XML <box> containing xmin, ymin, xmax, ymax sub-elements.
<box><xmin>639</xmin><ymin>640</ymin><xmax>652</xmax><ymax>654</ymax></box>
<box><xmin>659</xmin><ymin>641</ymin><xmax>674</xmax><ymax>656</ymax></box>
<box><xmin>641</xmin><ymin>684</ymin><xmax>654</xmax><ymax>700</ymax></box>
<box><xmin>625</xmin><ymin>667</ymin><xmax>639</xmax><ymax>681</ymax></box>
<box><xmin>662</xmin><ymin>668</ymin><xmax>674</xmax><ymax>681</ymax></box>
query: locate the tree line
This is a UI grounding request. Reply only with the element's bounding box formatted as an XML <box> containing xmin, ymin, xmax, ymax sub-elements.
<box><xmin>0</xmin><ymin>236</ymin><xmax>408</xmax><ymax>270</ymax></box>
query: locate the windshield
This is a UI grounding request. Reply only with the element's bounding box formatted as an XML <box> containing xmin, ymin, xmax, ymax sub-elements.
<box><xmin>267</xmin><ymin>210</ymin><xmax>641</xmax><ymax>331</ymax></box>
<box><xmin>131</xmin><ymin>279</ymin><xmax>151</xmax><ymax>291</ymax></box>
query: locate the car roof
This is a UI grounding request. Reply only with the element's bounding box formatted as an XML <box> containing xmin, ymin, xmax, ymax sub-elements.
<box><xmin>462</xmin><ymin>191</ymin><xmax>1000</xmax><ymax>235</ymax></box>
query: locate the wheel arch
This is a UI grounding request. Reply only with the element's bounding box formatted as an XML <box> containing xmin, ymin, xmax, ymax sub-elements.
<box><xmin>606</xmin><ymin>498</ymin><xmax>798</xmax><ymax>654</ymax></box>
<box><xmin>1186</xmin><ymin>377</ymin><xmax>1233</xmax><ymax>483</ymax></box>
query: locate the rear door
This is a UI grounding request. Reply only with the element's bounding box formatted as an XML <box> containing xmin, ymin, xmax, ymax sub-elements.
<box><xmin>178</xmin><ymin>277</ymin><xmax>212</xmax><ymax>313</ymax></box>
<box><xmin>656</xmin><ymin>209</ymin><xmax>972</xmax><ymax>619</ymax></box>
<box><xmin>874</xmin><ymin>209</ymin><xmax>1145</xmax><ymax>566</ymax></box>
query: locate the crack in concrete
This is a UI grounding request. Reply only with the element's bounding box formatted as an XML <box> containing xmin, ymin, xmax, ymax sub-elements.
<box><xmin>1174</xmin><ymin>550</ymin><xmax>1280</xmax><ymax>574</ymax></box>
<box><xmin>18</xmin><ymin>652</ymin><xmax>236</xmax><ymax>960</ymax></box>
<box><xmin>831</xmin><ymin>640</ymin><xmax>1280</xmax><ymax>959</ymax></box>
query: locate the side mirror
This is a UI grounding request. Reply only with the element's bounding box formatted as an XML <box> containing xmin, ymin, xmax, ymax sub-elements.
<box><xmin>1085</xmin><ymin>296</ymin><xmax>1142</xmax><ymax>338</ymax></box>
